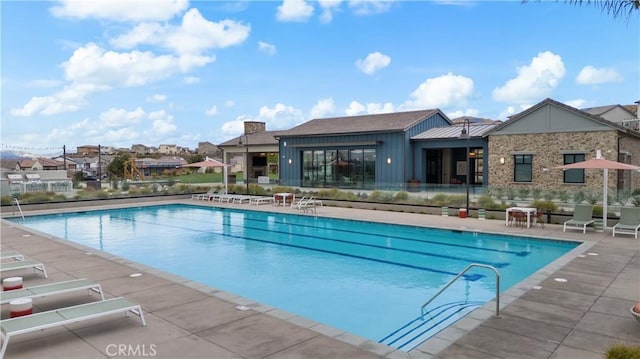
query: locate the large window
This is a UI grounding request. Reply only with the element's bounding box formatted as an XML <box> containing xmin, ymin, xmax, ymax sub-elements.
<box><xmin>563</xmin><ymin>154</ymin><xmax>585</xmax><ymax>183</ymax></box>
<box><xmin>301</xmin><ymin>148</ymin><xmax>376</xmax><ymax>188</ymax></box>
<box><xmin>513</xmin><ymin>154</ymin><xmax>532</xmax><ymax>182</ymax></box>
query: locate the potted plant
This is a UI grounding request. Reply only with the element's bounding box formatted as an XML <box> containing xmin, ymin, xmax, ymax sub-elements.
<box><xmin>632</xmin><ymin>302</ymin><xmax>640</xmax><ymax>324</ymax></box>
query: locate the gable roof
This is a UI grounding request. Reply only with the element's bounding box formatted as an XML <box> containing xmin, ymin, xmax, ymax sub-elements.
<box><xmin>277</xmin><ymin>109</ymin><xmax>445</xmax><ymax>137</ymax></box>
<box><xmin>413</xmin><ymin>123</ymin><xmax>498</xmax><ymax>140</ymax></box>
<box><xmin>485</xmin><ymin>98</ymin><xmax>640</xmax><ymax>138</ymax></box>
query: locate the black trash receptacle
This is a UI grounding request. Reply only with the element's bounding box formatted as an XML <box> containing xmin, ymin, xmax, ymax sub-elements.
<box><xmin>227</xmin><ymin>175</ymin><xmax>236</xmax><ymax>184</ymax></box>
<box><xmin>86</xmin><ymin>180</ymin><xmax>101</xmax><ymax>190</ymax></box>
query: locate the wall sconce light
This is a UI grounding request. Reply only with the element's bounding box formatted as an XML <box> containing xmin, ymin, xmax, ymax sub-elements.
<box><xmin>500</xmin><ymin>157</ymin><xmax>505</xmax><ymax>164</ymax></box>
<box><xmin>283</xmin><ymin>141</ymin><xmax>287</xmax><ymax>147</ymax></box>
<box><xmin>386</xmin><ymin>157</ymin><xmax>392</xmax><ymax>165</ymax></box>
<box><xmin>288</xmin><ymin>158</ymin><xmax>292</xmax><ymax>165</ymax></box>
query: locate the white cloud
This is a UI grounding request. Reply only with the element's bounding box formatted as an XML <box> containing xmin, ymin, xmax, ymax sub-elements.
<box><xmin>111</xmin><ymin>9</ymin><xmax>250</xmax><ymax>56</ymax></box>
<box><xmin>146</xmin><ymin>94</ymin><xmax>167</xmax><ymax>102</ymax></box>
<box><xmin>183</xmin><ymin>76</ymin><xmax>200</xmax><ymax>84</ymax></box>
<box><xmin>206</xmin><ymin>105</ymin><xmax>218</xmax><ymax>117</ymax></box>
<box><xmin>258</xmin><ymin>41</ymin><xmax>277</xmax><ymax>55</ymax></box>
<box><xmin>99</xmin><ymin>107</ymin><xmax>146</xmax><ymax>128</ymax></box>
<box><xmin>345</xmin><ymin>101</ymin><xmax>366</xmax><ymax>116</ymax></box>
<box><xmin>492</xmin><ymin>51</ymin><xmax>565</xmax><ymax>104</ymax></box>
<box><xmin>50</xmin><ymin>0</ymin><xmax>188</xmax><ymax>22</ymax></box>
<box><xmin>224</xmin><ymin>100</ymin><xmax>235</xmax><ymax>107</ymax></box>
<box><xmin>318</xmin><ymin>0</ymin><xmax>342</xmax><ymax>23</ymax></box>
<box><xmin>576</xmin><ymin>66</ymin><xmax>622</xmax><ymax>84</ymax></box>
<box><xmin>276</xmin><ymin>0</ymin><xmax>314</xmax><ymax>22</ymax></box>
<box><xmin>257</xmin><ymin>103</ymin><xmax>305</xmax><ymax>129</ymax></box>
<box><xmin>355</xmin><ymin>51</ymin><xmax>391</xmax><ymax>75</ymax></box>
<box><xmin>564</xmin><ymin>99</ymin><xmax>587</xmax><ymax>109</ymax></box>
<box><xmin>28</xmin><ymin>79</ymin><xmax>63</xmax><ymax>88</ymax></box>
<box><xmin>9</xmin><ymin>82</ymin><xmax>100</xmax><ymax>116</ymax></box>
<box><xmin>310</xmin><ymin>98</ymin><xmax>336</xmax><ymax>118</ymax></box>
<box><xmin>446</xmin><ymin>108</ymin><xmax>480</xmax><ymax>119</ymax></box>
<box><xmin>348</xmin><ymin>0</ymin><xmax>394</xmax><ymax>15</ymax></box>
<box><xmin>344</xmin><ymin>101</ymin><xmax>393</xmax><ymax>116</ymax></box>
<box><xmin>404</xmin><ymin>72</ymin><xmax>474</xmax><ymax>109</ymax></box>
<box><xmin>149</xmin><ymin>110</ymin><xmax>177</xmax><ymax>134</ymax></box>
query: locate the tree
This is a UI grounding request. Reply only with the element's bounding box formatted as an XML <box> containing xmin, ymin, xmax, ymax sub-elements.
<box><xmin>525</xmin><ymin>0</ymin><xmax>640</xmax><ymax>22</ymax></box>
<box><xmin>108</xmin><ymin>152</ymin><xmax>131</xmax><ymax>179</ymax></box>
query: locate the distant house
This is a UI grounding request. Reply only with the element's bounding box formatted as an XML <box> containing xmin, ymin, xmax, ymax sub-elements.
<box><xmin>17</xmin><ymin>158</ymin><xmax>65</xmax><ymax>171</ymax></box>
<box><xmin>131</xmin><ymin>144</ymin><xmax>151</xmax><ymax>155</ymax></box>
<box><xmin>582</xmin><ymin>104</ymin><xmax>639</xmax><ymax>131</ymax></box>
<box><xmin>218</xmin><ymin>122</ymin><xmax>281</xmax><ymax>181</ymax></box>
<box><xmin>133</xmin><ymin>156</ymin><xmax>187</xmax><ymax>177</ymax></box>
<box><xmin>76</xmin><ymin>145</ymin><xmax>100</xmax><ymax>157</ymax></box>
<box><xmin>158</xmin><ymin>144</ymin><xmax>178</xmax><ymax>155</ymax></box>
<box><xmin>197</xmin><ymin>141</ymin><xmax>220</xmax><ymax>156</ymax></box>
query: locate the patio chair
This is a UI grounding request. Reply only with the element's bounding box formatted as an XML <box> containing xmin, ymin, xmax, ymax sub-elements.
<box><xmin>0</xmin><ymin>297</ymin><xmax>146</xmax><ymax>359</ymax></box>
<box><xmin>0</xmin><ymin>259</ymin><xmax>47</xmax><ymax>278</ymax></box>
<box><xmin>0</xmin><ymin>278</ymin><xmax>104</xmax><ymax>305</ymax></box>
<box><xmin>563</xmin><ymin>204</ymin><xmax>595</xmax><ymax>234</ymax></box>
<box><xmin>612</xmin><ymin>207</ymin><xmax>640</xmax><ymax>239</ymax></box>
<box><xmin>0</xmin><ymin>252</ymin><xmax>24</xmax><ymax>261</ymax></box>
<box><xmin>191</xmin><ymin>188</ymin><xmax>220</xmax><ymax>200</ymax></box>
<box><xmin>295</xmin><ymin>197</ymin><xmax>318</xmax><ymax>214</ymax></box>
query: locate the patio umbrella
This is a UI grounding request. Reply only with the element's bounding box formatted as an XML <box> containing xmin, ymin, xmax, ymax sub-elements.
<box><xmin>555</xmin><ymin>150</ymin><xmax>640</xmax><ymax>228</ymax></box>
<box><xmin>181</xmin><ymin>157</ymin><xmax>231</xmax><ymax>191</ymax></box>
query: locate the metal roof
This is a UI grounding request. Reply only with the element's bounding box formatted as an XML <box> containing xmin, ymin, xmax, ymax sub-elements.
<box><xmin>412</xmin><ymin>124</ymin><xmax>498</xmax><ymax>140</ymax></box>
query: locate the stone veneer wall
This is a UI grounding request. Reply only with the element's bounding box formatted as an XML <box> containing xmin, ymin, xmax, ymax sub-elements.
<box><xmin>619</xmin><ymin>135</ymin><xmax>640</xmax><ymax>191</ymax></box>
<box><xmin>488</xmin><ymin>131</ymin><xmax>630</xmax><ymax>192</ymax></box>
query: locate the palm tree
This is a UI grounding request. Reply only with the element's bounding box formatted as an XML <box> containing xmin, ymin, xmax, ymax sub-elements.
<box><xmin>525</xmin><ymin>0</ymin><xmax>640</xmax><ymax>22</ymax></box>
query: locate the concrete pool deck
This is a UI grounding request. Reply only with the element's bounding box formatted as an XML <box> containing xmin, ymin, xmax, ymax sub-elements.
<box><xmin>0</xmin><ymin>199</ymin><xmax>638</xmax><ymax>359</ymax></box>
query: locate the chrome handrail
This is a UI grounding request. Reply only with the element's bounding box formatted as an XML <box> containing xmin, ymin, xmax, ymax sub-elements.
<box><xmin>12</xmin><ymin>198</ymin><xmax>25</xmax><ymax>221</ymax></box>
<box><xmin>421</xmin><ymin>263</ymin><xmax>500</xmax><ymax>319</ymax></box>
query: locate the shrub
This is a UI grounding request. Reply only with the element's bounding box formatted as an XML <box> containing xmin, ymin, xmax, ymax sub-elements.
<box><xmin>369</xmin><ymin>191</ymin><xmax>393</xmax><ymax>202</ymax></box>
<box><xmin>492</xmin><ymin>187</ymin><xmax>505</xmax><ymax>200</ymax></box>
<box><xmin>506</xmin><ymin>188</ymin><xmax>516</xmax><ymax>200</ymax></box>
<box><xmin>573</xmin><ymin>190</ymin><xmax>586</xmax><ymax>204</ymax></box>
<box><xmin>585</xmin><ymin>190</ymin><xmax>600</xmax><ymax>205</ymax></box>
<box><xmin>605</xmin><ymin>343</ymin><xmax>640</xmax><ymax>359</ymax></box>
<box><xmin>632</xmin><ymin>195</ymin><xmax>640</xmax><ymax>207</ymax></box>
<box><xmin>394</xmin><ymin>191</ymin><xmax>409</xmax><ymax>202</ymax></box>
<box><xmin>558</xmin><ymin>190</ymin><xmax>570</xmax><ymax>202</ymax></box>
<box><xmin>531</xmin><ymin>188</ymin><xmax>542</xmax><ymax>200</ymax></box>
<box><xmin>530</xmin><ymin>200</ymin><xmax>558</xmax><ymax>213</ymax></box>
<box><xmin>543</xmin><ymin>189</ymin><xmax>556</xmax><ymax>201</ymax></box>
<box><xmin>517</xmin><ymin>188</ymin><xmax>530</xmax><ymax>201</ymax></box>
<box><xmin>477</xmin><ymin>194</ymin><xmax>503</xmax><ymax>210</ymax></box>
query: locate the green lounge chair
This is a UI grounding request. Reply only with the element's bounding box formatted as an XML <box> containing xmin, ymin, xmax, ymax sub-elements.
<box><xmin>0</xmin><ymin>252</ymin><xmax>24</xmax><ymax>261</ymax></box>
<box><xmin>0</xmin><ymin>297</ymin><xmax>146</xmax><ymax>359</ymax></box>
<box><xmin>612</xmin><ymin>207</ymin><xmax>640</xmax><ymax>239</ymax></box>
<box><xmin>0</xmin><ymin>278</ymin><xmax>104</xmax><ymax>305</ymax></box>
<box><xmin>563</xmin><ymin>204</ymin><xmax>595</xmax><ymax>234</ymax></box>
<box><xmin>0</xmin><ymin>260</ymin><xmax>47</xmax><ymax>278</ymax></box>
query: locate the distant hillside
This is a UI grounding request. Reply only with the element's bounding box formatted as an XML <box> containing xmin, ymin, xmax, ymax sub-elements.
<box><xmin>0</xmin><ymin>151</ymin><xmax>29</xmax><ymax>160</ymax></box>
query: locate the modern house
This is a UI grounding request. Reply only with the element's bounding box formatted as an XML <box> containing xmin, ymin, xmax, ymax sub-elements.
<box><xmin>275</xmin><ymin>110</ymin><xmax>454</xmax><ymax>189</ymax></box>
<box><xmin>486</xmin><ymin>98</ymin><xmax>640</xmax><ymax>196</ymax></box>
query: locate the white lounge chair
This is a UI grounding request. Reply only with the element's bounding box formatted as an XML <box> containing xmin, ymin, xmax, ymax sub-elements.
<box><xmin>0</xmin><ymin>278</ymin><xmax>104</xmax><ymax>305</ymax></box>
<box><xmin>563</xmin><ymin>204</ymin><xmax>595</xmax><ymax>234</ymax></box>
<box><xmin>0</xmin><ymin>260</ymin><xmax>47</xmax><ymax>278</ymax></box>
<box><xmin>249</xmin><ymin>196</ymin><xmax>274</xmax><ymax>205</ymax></box>
<box><xmin>0</xmin><ymin>297</ymin><xmax>146</xmax><ymax>359</ymax></box>
<box><xmin>0</xmin><ymin>252</ymin><xmax>24</xmax><ymax>261</ymax></box>
<box><xmin>612</xmin><ymin>207</ymin><xmax>640</xmax><ymax>239</ymax></box>
<box><xmin>295</xmin><ymin>196</ymin><xmax>318</xmax><ymax>214</ymax></box>
<box><xmin>192</xmin><ymin>188</ymin><xmax>220</xmax><ymax>200</ymax></box>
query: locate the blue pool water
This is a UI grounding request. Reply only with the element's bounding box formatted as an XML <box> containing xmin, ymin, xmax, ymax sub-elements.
<box><xmin>11</xmin><ymin>204</ymin><xmax>579</xmax><ymax>350</ymax></box>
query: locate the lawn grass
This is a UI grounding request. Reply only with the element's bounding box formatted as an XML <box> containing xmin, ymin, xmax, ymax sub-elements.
<box><xmin>173</xmin><ymin>172</ymin><xmax>229</xmax><ymax>184</ymax></box>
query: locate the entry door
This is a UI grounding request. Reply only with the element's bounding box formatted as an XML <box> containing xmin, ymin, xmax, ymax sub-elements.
<box><xmin>425</xmin><ymin>150</ymin><xmax>442</xmax><ymax>184</ymax></box>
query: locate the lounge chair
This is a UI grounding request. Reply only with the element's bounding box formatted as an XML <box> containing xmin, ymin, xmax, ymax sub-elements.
<box><xmin>192</xmin><ymin>188</ymin><xmax>220</xmax><ymax>200</ymax></box>
<box><xmin>612</xmin><ymin>207</ymin><xmax>640</xmax><ymax>239</ymax></box>
<box><xmin>0</xmin><ymin>278</ymin><xmax>104</xmax><ymax>305</ymax></box>
<box><xmin>0</xmin><ymin>297</ymin><xmax>146</xmax><ymax>359</ymax></box>
<box><xmin>0</xmin><ymin>260</ymin><xmax>47</xmax><ymax>278</ymax></box>
<box><xmin>249</xmin><ymin>196</ymin><xmax>275</xmax><ymax>205</ymax></box>
<box><xmin>0</xmin><ymin>252</ymin><xmax>24</xmax><ymax>261</ymax></box>
<box><xmin>295</xmin><ymin>197</ymin><xmax>318</xmax><ymax>214</ymax></box>
<box><xmin>563</xmin><ymin>204</ymin><xmax>595</xmax><ymax>234</ymax></box>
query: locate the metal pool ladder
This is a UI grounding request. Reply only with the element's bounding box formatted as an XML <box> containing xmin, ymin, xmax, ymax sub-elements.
<box><xmin>12</xmin><ymin>198</ymin><xmax>25</xmax><ymax>221</ymax></box>
<box><xmin>421</xmin><ymin>263</ymin><xmax>501</xmax><ymax>320</ymax></box>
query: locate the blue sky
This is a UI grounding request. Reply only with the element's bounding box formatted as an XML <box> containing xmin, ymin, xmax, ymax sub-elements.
<box><xmin>1</xmin><ymin>0</ymin><xmax>638</xmax><ymax>154</ymax></box>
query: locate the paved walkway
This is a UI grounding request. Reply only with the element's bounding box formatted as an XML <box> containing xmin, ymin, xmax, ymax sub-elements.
<box><xmin>1</xmin><ymin>199</ymin><xmax>638</xmax><ymax>359</ymax></box>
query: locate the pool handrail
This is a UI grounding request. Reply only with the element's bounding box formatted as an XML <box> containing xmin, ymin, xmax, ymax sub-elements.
<box><xmin>420</xmin><ymin>263</ymin><xmax>500</xmax><ymax>320</ymax></box>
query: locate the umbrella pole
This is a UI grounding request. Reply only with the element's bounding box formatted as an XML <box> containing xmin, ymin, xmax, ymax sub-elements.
<box><xmin>603</xmin><ymin>168</ymin><xmax>608</xmax><ymax>229</ymax></box>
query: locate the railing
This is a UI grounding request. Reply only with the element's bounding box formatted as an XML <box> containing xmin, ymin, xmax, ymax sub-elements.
<box><xmin>12</xmin><ymin>198</ymin><xmax>25</xmax><ymax>221</ymax></box>
<box><xmin>421</xmin><ymin>263</ymin><xmax>500</xmax><ymax>320</ymax></box>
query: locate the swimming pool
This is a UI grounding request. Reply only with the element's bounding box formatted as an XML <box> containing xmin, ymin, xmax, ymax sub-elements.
<box><xmin>11</xmin><ymin>204</ymin><xmax>580</xmax><ymax>351</ymax></box>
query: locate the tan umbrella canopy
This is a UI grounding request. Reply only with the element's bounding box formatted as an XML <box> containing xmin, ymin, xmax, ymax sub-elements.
<box><xmin>555</xmin><ymin>150</ymin><xmax>640</xmax><ymax>228</ymax></box>
<box><xmin>181</xmin><ymin>157</ymin><xmax>231</xmax><ymax>190</ymax></box>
